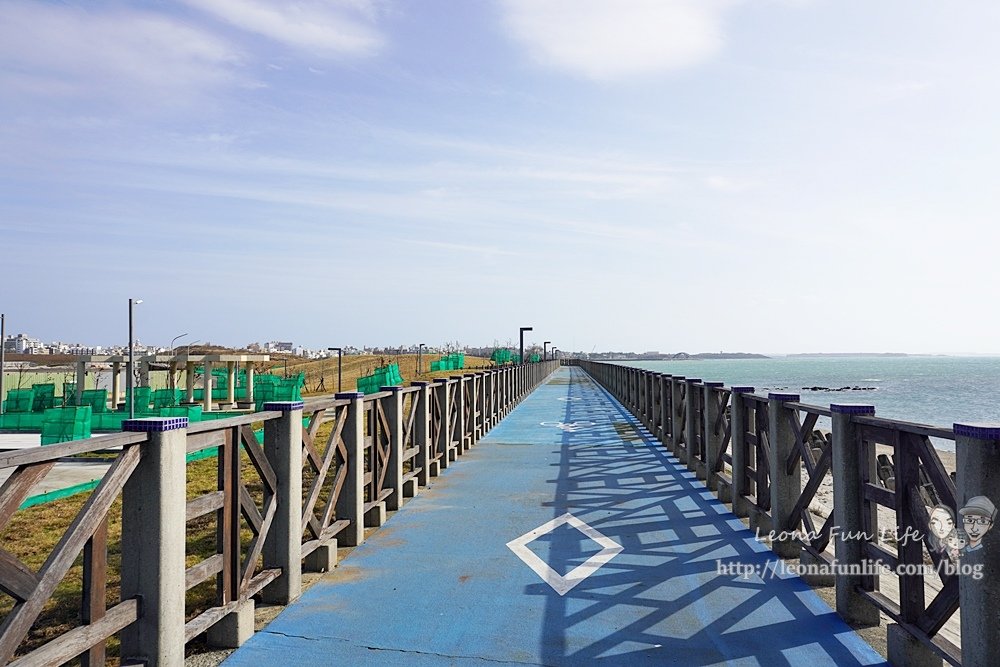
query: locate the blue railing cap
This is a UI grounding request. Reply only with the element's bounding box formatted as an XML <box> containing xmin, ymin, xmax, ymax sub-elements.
<box><xmin>732</xmin><ymin>386</ymin><xmax>755</xmax><ymax>393</ymax></box>
<box><xmin>123</xmin><ymin>417</ymin><xmax>188</xmax><ymax>432</ymax></box>
<box><xmin>335</xmin><ymin>391</ymin><xmax>364</xmax><ymax>399</ymax></box>
<box><xmin>704</xmin><ymin>381</ymin><xmax>725</xmax><ymax>388</ymax></box>
<box><xmin>685</xmin><ymin>378</ymin><xmax>703</xmax><ymax>383</ymax></box>
<box><xmin>768</xmin><ymin>392</ymin><xmax>800</xmax><ymax>402</ymax></box>
<box><xmin>831</xmin><ymin>404</ymin><xmax>875</xmax><ymax>415</ymax></box>
<box><xmin>263</xmin><ymin>401</ymin><xmax>304</xmax><ymax>412</ymax></box>
<box><xmin>380</xmin><ymin>385</ymin><xmax>402</xmax><ymax>392</ymax></box>
<box><xmin>410</xmin><ymin>381</ymin><xmax>431</xmax><ymax>387</ymax></box>
<box><xmin>954</xmin><ymin>423</ymin><xmax>1000</xmax><ymax>440</ymax></box>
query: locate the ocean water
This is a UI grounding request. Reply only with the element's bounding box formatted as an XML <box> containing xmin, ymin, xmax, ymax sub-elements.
<box><xmin>617</xmin><ymin>356</ymin><xmax>1000</xmax><ymax>451</ymax></box>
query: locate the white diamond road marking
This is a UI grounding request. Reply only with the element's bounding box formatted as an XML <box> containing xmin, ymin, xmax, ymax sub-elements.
<box><xmin>506</xmin><ymin>513</ymin><xmax>623</xmax><ymax>596</ymax></box>
<box><xmin>539</xmin><ymin>421</ymin><xmax>595</xmax><ymax>432</ymax></box>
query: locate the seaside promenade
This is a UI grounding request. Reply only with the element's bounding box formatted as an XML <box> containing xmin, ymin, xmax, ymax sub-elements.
<box><xmin>222</xmin><ymin>367</ymin><xmax>886</xmax><ymax>666</ymax></box>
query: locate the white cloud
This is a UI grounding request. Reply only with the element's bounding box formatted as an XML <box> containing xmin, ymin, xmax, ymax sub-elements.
<box><xmin>0</xmin><ymin>2</ymin><xmax>241</xmax><ymax>102</ymax></box>
<box><xmin>184</xmin><ymin>0</ymin><xmax>385</xmax><ymax>57</ymax></box>
<box><xmin>500</xmin><ymin>0</ymin><xmax>738</xmax><ymax>80</ymax></box>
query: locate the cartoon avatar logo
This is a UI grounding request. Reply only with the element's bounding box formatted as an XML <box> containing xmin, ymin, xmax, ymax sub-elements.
<box><xmin>959</xmin><ymin>496</ymin><xmax>997</xmax><ymax>552</ymax></box>
<box><xmin>944</xmin><ymin>530</ymin><xmax>967</xmax><ymax>563</ymax></box>
<box><xmin>927</xmin><ymin>505</ymin><xmax>955</xmax><ymax>555</ymax></box>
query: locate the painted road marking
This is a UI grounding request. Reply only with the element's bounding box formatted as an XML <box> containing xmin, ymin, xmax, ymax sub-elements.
<box><xmin>506</xmin><ymin>512</ymin><xmax>623</xmax><ymax>596</ymax></box>
<box><xmin>539</xmin><ymin>420</ymin><xmax>595</xmax><ymax>432</ymax></box>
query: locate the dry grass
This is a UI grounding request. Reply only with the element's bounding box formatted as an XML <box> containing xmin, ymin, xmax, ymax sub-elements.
<box><xmin>286</xmin><ymin>354</ymin><xmax>495</xmax><ymax>396</ymax></box>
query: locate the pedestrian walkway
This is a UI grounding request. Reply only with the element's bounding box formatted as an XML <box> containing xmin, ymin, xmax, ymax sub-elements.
<box><xmin>223</xmin><ymin>367</ymin><xmax>887</xmax><ymax>666</ymax></box>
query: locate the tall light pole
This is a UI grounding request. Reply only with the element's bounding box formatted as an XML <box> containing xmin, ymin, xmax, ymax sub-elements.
<box><xmin>328</xmin><ymin>347</ymin><xmax>342</xmax><ymax>393</ymax></box>
<box><xmin>519</xmin><ymin>326</ymin><xmax>532</xmax><ymax>366</ymax></box>
<box><xmin>128</xmin><ymin>298</ymin><xmax>143</xmax><ymax>419</ymax></box>
<box><xmin>543</xmin><ymin>341</ymin><xmax>551</xmax><ymax>361</ymax></box>
<box><xmin>0</xmin><ymin>313</ymin><xmax>5</xmax><ymax>416</ymax></box>
<box><xmin>170</xmin><ymin>332</ymin><xmax>188</xmax><ymax>355</ymax></box>
<box><xmin>418</xmin><ymin>343</ymin><xmax>425</xmax><ymax>375</ymax></box>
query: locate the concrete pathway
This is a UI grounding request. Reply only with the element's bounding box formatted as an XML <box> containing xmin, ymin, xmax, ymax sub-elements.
<box><xmin>223</xmin><ymin>367</ymin><xmax>887</xmax><ymax>666</ymax></box>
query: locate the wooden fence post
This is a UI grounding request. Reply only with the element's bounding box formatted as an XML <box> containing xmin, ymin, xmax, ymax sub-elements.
<box><xmin>730</xmin><ymin>388</ymin><xmax>754</xmax><ymax>518</ymax></box>
<box><xmin>335</xmin><ymin>392</ymin><xmax>365</xmax><ymax>547</ymax></box>
<box><xmin>768</xmin><ymin>392</ymin><xmax>801</xmax><ymax>558</ymax></box>
<box><xmin>261</xmin><ymin>401</ymin><xmax>304</xmax><ymax>606</ymax></box>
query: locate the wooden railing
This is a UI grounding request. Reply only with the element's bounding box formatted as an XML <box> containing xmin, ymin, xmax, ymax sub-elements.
<box><xmin>0</xmin><ymin>361</ymin><xmax>559</xmax><ymax>665</ymax></box>
<box><xmin>575</xmin><ymin>359</ymin><xmax>999</xmax><ymax>667</ymax></box>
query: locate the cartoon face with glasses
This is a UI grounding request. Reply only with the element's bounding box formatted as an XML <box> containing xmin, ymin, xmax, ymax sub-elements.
<box><xmin>959</xmin><ymin>496</ymin><xmax>997</xmax><ymax>552</ymax></box>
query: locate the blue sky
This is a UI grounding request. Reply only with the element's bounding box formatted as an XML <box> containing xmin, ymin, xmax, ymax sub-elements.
<box><xmin>2</xmin><ymin>1</ymin><xmax>998</xmax><ymax>354</ymax></box>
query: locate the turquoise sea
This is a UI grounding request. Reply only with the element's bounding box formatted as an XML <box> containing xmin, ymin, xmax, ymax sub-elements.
<box><xmin>617</xmin><ymin>356</ymin><xmax>1000</xmax><ymax>452</ymax></box>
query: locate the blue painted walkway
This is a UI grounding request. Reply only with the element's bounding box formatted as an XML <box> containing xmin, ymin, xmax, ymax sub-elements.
<box><xmin>224</xmin><ymin>367</ymin><xmax>887</xmax><ymax>666</ymax></box>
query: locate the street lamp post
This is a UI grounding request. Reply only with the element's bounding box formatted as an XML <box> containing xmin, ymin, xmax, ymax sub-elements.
<box><xmin>328</xmin><ymin>347</ymin><xmax>342</xmax><ymax>393</ymax></box>
<box><xmin>543</xmin><ymin>341</ymin><xmax>551</xmax><ymax>361</ymax></box>
<box><xmin>418</xmin><ymin>343</ymin><xmax>425</xmax><ymax>375</ymax></box>
<box><xmin>519</xmin><ymin>326</ymin><xmax>533</xmax><ymax>365</ymax></box>
<box><xmin>169</xmin><ymin>333</ymin><xmax>189</xmax><ymax>355</ymax></box>
<box><xmin>128</xmin><ymin>298</ymin><xmax>143</xmax><ymax>419</ymax></box>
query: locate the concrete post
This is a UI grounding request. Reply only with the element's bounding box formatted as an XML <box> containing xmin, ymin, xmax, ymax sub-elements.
<box><xmin>768</xmin><ymin>392</ymin><xmax>801</xmax><ymax>558</ymax></box>
<box><xmin>168</xmin><ymin>361</ymin><xmax>177</xmax><ymax>392</ymax></box>
<box><xmin>411</xmin><ymin>382</ymin><xmax>432</xmax><ymax>484</ymax></box>
<box><xmin>669</xmin><ymin>376</ymin><xmax>686</xmax><ymax>456</ymax></box>
<box><xmin>202</xmin><ymin>360</ymin><xmax>214</xmax><ymax>413</ymax></box>
<box><xmin>954</xmin><ymin>423</ymin><xmax>1000</xmax><ymax>667</ymax></box>
<box><xmin>830</xmin><ymin>403</ymin><xmax>880</xmax><ymax>626</ymax></box>
<box><xmin>658</xmin><ymin>375</ymin><xmax>670</xmax><ymax>447</ymax></box>
<box><xmin>381</xmin><ymin>386</ymin><xmax>404</xmax><ymax>511</ymax></box>
<box><xmin>452</xmin><ymin>376</ymin><xmax>466</xmax><ymax>455</ymax></box>
<box><xmin>260</xmin><ymin>401</ymin><xmax>303</xmax><ymax>605</ymax></box>
<box><xmin>138</xmin><ymin>358</ymin><xmax>150</xmax><ymax>387</ymax></box>
<box><xmin>185</xmin><ymin>361</ymin><xmax>195</xmax><ymax>404</ymax></box>
<box><xmin>120</xmin><ymin>418</ymin><xmax>188</xmax><ymax>667</ymax></box>
<box><xmin>226</xmin><ymin>361</ymin><xmax>236</xmax><ymax>408</ymax></box>
<box><xmin>75</xmin><ymin>360</ymin><xmax>86</xmax><ymax>406</ymax></box>
<box><xmin>112</xmin><ymin>361</ymin><xmax>121</xmax><ymax>409</ymax></box>
<box><xmin>245</xmin><ymin>362</ymin><xmax>255</xmax><ymax>407</ymax></box>
<box><xmin>474</xmin><ymin>373</ymin><xmax>484</xmax><ymax>442</ymax></box>
<box><xmin>434</xmin><ymin>379</ymin><xmax>452</xmax><ymax>469</ymax></box>
<box><xmin>685</xmin><ymin>379</ymin><xmax>704</xmax><ymax>474</ymax></box>
<box><xmin>703</xmin><ymin>382</ymin><xmax>725</xmax><ymax>491</ymax></box>
<box><xmin>335</xmin><ymin>392</ymin><xmax>366</xmax><ymax>547</ymax></box>
<box><xmin>730</xmin><ymin>388</ymin><xmax>754</xmax><ymax>517</ymax></box>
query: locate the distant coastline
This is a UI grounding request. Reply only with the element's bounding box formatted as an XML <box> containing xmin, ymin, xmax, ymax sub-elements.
<box><xmin>785</xmin><ymin>352</ymin><xmax>909</xmax><ymax>358</ymax></box>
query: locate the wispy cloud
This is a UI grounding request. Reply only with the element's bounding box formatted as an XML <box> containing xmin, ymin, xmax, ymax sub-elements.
<box><xmin>183</xmin><ymin>0</ymin><xmax>387</xmax><ymax>58</ymax></box>
<box><xmin>0</xmin><ymin>2</ymin><xmax>242</xmax><ymax>104</ymax></box>
<box><xmin>499</xmin><ymin>0</ymin><xmax>738</xmax><ymax>80</ymax></box>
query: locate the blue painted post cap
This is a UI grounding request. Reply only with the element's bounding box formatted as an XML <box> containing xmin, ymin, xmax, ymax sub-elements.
<box><xmin>263</xmin><ymin>401</ymin><xmax>304</xmax><ymax>412</ymax></box>
<box><xmin>123</xmin><ymin>417</ymin><xmax>188</xmax><ymax>432</ymax></box>
<box><xmin>672</xmin><ymin>376</ymin><xmax>686</xmax><ymax>381</ymax></box>
<box><xmin>704</xmin><ymin>381</ymin><xmax>725</xmax><ymax>388</ymax></box>
<box><xmin>411</xmin><ymin>381</ymin><xmax>431</xmax><ymax>387</ymax></box>
<box><xmin>954</xmin><ymin>423</ymin><xmax>1000</xmax><ymax>440</ymax></box>
<box><xmin>335</xmin><ymin>391</ymin><xmax>365</xmax><ymax>399</ymax></box>
<box><xmin>685</xmin><ymin>378</ymin><xmax>703</xmax><ymax>384</ymax></box>
<box><xmin>380</xmin><ymin>385</ymin><xmax>402</xmax><ymax>392</ymax></box>
<box><xmin>768</xmin><ymin>392</ymin><xmax>800</xmax><ymax>402</ymax></box>
<box><xmin>831</xmin><ymin>404</ymin><xmax>876</xmax><ymax>415</ymax></box>
<box><xmin>433</xmin><ymin>377</ymin><xmax>449</xmax><ymax>383</ymax></box>
<box><xmin>732</xmin><ymin>386</ymin><xmax>756</xmax><ymax>394</ymax></box>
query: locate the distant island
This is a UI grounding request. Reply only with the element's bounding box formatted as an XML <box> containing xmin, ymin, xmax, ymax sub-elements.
<box><xmin>630</xmin><ymin>352</ymin><xmax>770</xmax><ymax>360</ymax></box>
<box><xmin>785</xmin><ymin>353</ymin><xmax>909</xmax><ymax>358</ymax></box>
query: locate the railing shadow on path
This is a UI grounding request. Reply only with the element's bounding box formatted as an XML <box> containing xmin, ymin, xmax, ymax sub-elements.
<box><xmin>530</xmin><ymin>367</ymin><xmax>888</xmax><ymax>666</ymax></box>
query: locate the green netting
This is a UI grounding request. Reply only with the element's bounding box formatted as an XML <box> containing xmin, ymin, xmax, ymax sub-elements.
<box><xmin>511</xmin><ymin>354</ymin><xmax>522</xmax><ymax>364</ymax></box>
<box><xmin>62</xmin><ymin>383</ymin><xmax>77</xmax><ymax>407</ymax></box>
<box><xmin>356</xmin><ymin>364</ymin><xmax>404</xmax><ymax>394</ymax></box>
<box><xmin>41</xmin><ymin>406</ymin><xmax>92</xmax><ymax>444</ymax></box>
<box><xmin>490</xmin><ymin>349</ymin><xmax>513</xmax><ymax>365</ymax></box>
<box><xmin>80</xmin><ymin>389</ymin><xmax>109</xmax><ymax>414</ymax></box>
<box><xmin>0</xmin><ymin>411</ymin><xmax>46</xmax><ymax>430</ymax></box>
<box><xmin>529</xmin><ymin>354</ymin><xmax>541</xmax><ymax>363</ymax></box>
<box><xmin>159</xmin><ymin>405</ymin><xmax>204</xmax><ymax>420</ymax></box>
<box><xmin>430</xmin><ymin>354</ymin><xmax>465</xmax><ymax>372</ymax></box>
<box><xmin>92</xmin><ymin>412</ymin><xmax>127</xmax><ymax>431</ymax></box>
<box><xmin>253</xmin><ymin>374</ymin><xmax>303</xmax><ymax>409</ymax></box>
<box><xmin>3</xmin><ymin>389</ymin><xmax>33</xmax><ymax>413</ymax></box>
<box><xmin>152</xmin><ymin>388</ymin><xmax>182</xmax><ymax>409</ymax></box>
<box><xmin>125</xmin><ymin>386</ymin><xmax>154</xmax><ymax>414</ymax></box>
<box><xmin>32</xmin><ymin>384</ymin><xmax>56</xmax><ymax>412</ymax></box>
